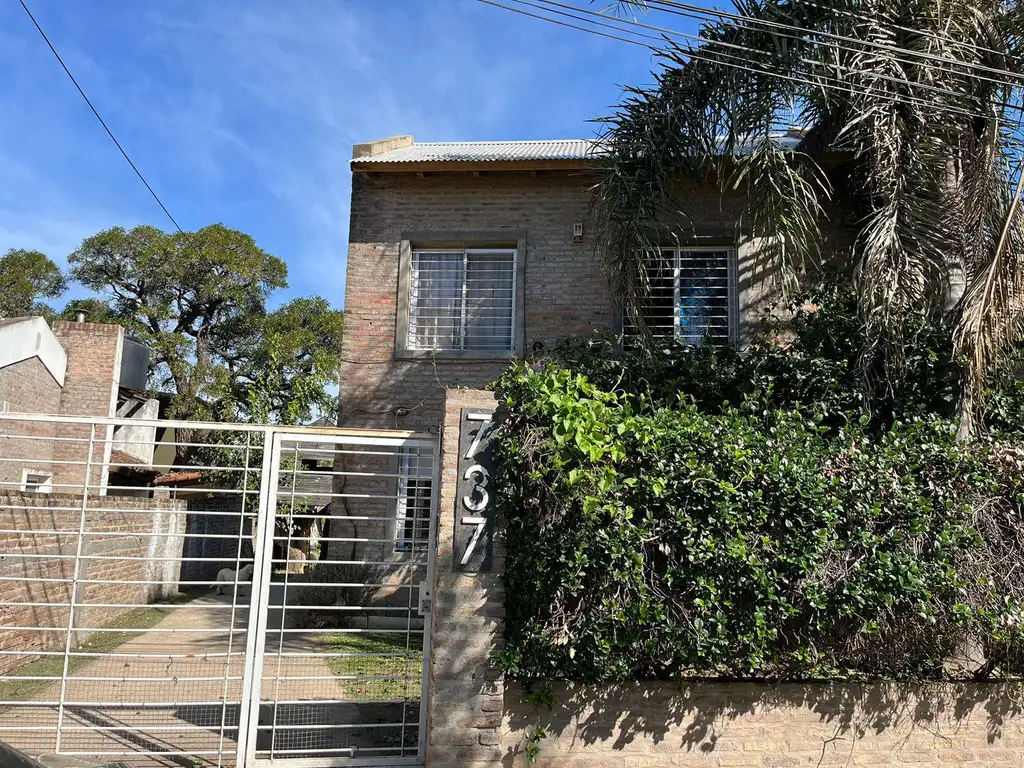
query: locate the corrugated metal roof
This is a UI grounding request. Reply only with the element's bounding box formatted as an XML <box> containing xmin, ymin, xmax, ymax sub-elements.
<box><xmin>353</xmin><ymin>132</ymin><xmax>809</xmax><ymax>166</ymax></box>
<box><xmin>355</xmin><ymin>139</ymin><xmax>602</xmax><ymax>164</ymax></box>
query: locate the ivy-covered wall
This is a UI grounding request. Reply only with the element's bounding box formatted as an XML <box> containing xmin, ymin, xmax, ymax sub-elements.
<box><xmin>425</xmin><ymin>383</ymin><xmax>1024</xmax><ymax>768</ymax></box>
<box><xmin>492</xmin><ymin>285</ymin><xmax>1024</xmax><ymax>685</ymax></box>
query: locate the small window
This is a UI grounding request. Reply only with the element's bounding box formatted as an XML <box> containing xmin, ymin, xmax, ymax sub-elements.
<box><xmin>395</xmin><ymin>448</ymin><xmax>433</xmax><ymax>553</ymax></box>
<box><xmin>633</xmin><ymin>247</ymin><xmax>738</xmax><ymax>345</ymax></box>
<box><xmin>408</xmin><ymin>248</ymin><xmax>516</xmax><ymax>351</ymax></box>
<box><xmin>22</xmin><ymin>470</ymin><xmax>52</xmax><ymax>493</ymax></box>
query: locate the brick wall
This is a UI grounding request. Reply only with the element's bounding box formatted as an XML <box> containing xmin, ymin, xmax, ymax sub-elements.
<box><xmin>0</xmin><ymin>357</ymin><xmax>62</xmax><ymax>491</ymax></box>
<box><xmin>502</xmin><ymin>681</ymin><xmax>1024</xmax><ymax>767</ymax></box>
<box><xmin>339</xmin><ymin>171</ymin><xmax>851</xmax><ymax>432</ymax></box>
<box><xmin>0</xmin><ymin>322</ymin><xmax>125</xmax><ymax>494</ymax></box>
<box><xmin>427</xmin><ymin>388</ymin><xmax>504</xmax><ymax>767</ymax></box>
<box><xmin>0</xmin><ymin>490</ymin><xmax>186</xmax><ymax>675</ymax></box>
<box><xmin>51</xmin><ymin>321</ymin><xmax>124</xmax><ymax>492</ymax></box>
<box><xmin>341</xmin><ymin>171</ymin><xmax>607</xmax><ymax>431</ymax></box>
<box><xmin>52</xmin><ymin>321</ymin><xmax>123</xmax><ymax>419</ymax></box>
<box><xmin>180</xmin><ymin>496</ymin><xmax>252</xmax><ymax>583</ymax></box>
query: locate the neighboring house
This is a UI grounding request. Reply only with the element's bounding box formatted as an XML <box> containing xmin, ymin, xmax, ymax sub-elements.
<box><xmin>0</xmin><ymin>316</ymin><xmax>161</xmax><ymax>496</ymax></box>
<box><xmin>336</xmin><ymin>133</ymin><xmax>845</xmax><ymax>555</ymax></box>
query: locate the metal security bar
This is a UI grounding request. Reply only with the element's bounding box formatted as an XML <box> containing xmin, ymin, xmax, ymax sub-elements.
<box><xmin>0</xmin><ymin>412</ymin><xmax>438</xmax><ymax>768</ymax></box>
<box><xmin>629</xmin><ymin>247</ymin><xmax>739</xmax><ymax>345</ymax></box>
<box><xmin>408</xmin><ymin>248</ymin><xmax>516</xmax><ymax>352</ymax></box>
<box><xmin>242</xmin><ymin>431</ymin><xmax>437</xmax><ymax>768</ymax></box>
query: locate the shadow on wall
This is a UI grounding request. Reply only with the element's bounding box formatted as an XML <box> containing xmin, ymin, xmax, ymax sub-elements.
<box><xmin>337</xmin><ymin>358</ymin><xmax>509</xmax><ymax>433</ymax></box>
<box><xmin>502</xmin><ymin>680</ymin><xmax>1024</xmax><ymax>764</ymax></box>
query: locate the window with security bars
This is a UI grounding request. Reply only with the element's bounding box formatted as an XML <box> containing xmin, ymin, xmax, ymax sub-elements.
<box><xmin>631</xmin><ymin>247</ymin><xmax>738</xmax><ymax>345</ymax></box>
<box><xmin>409</xmin><ymin>248</ymin><xmax>516</xmax><ymax>351</ymax></box>
<box><xmin>395</xmin><ymin>448</ymin><xmax>432</xmax><ymax>553</ymax></box>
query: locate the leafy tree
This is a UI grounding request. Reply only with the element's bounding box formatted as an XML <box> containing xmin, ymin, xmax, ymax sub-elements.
<box><xmin>597</xmin><ymin>0</ymin><xmax>1024</xmax><ymax>436</ymax></box>
<box><xmin>232</xmin><ymin>296</ymin><xmax>344</xmax><ymax>424</ymax></box>
<box><xmin>0</xmin><ymin>248</ymin><xmax>67</xmax><ymax>319</ymax></box>
<box><xmin>69</xmin><ymin>223</ymin><xmax>342</xmax><ymax>424</ymax></box>
<box><xmin>56</xmin><ymin>297</ymin><xmax>121</xmax><ymax>325</ymax></box>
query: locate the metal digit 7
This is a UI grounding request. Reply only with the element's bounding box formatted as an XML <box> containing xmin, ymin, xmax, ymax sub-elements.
<box><xmin>464</xmin><ymin>412</ymin><xmax>492</xmax><ymax>460</ymax></box>
<box><xmin>460</xmin><ymin>515</ymin><xmax>486</xmax><ymax>566</ymax></box>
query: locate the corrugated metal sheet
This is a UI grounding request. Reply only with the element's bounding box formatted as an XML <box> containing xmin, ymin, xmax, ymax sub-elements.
<box><xmin>353</xmin><ymin>132</ymin><xmax>808</xmax><ymax>165</ymax></box>
<box><xmin>355</xmin><ymin>139</ymin><xmax>602</xmax><ymax>163</ymax></box>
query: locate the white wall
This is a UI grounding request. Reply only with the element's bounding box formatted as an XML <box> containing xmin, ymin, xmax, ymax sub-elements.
<box><xmin>0</xmin><ymin>317</ymin><xmax>67</xmax><ymax>386</ymax></box>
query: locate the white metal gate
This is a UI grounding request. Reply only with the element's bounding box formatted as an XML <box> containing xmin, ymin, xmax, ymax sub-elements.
<box><xmin>0</xmin><ymin>413</ymin><xmax>438</xmax><ymax>767</ymax></box>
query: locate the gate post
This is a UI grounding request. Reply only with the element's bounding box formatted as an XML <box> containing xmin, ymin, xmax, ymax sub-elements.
<box><xmin>426</xmin><ymin>389</ymin><xmax>504</xmax><ymax>767</ymax></box>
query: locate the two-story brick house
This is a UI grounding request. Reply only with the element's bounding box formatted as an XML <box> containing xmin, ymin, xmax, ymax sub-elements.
<box><xmin>338</xmin><ymin>134</ymin><xmax>803</xmax><ymax>426</ymax></box>
<box><xmin>337</xmin><ymin>132</ymin><xmax>840</xmax><ymax>555</ymax></box>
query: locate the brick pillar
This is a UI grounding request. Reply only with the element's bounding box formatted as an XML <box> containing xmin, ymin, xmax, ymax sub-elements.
<box><xmin>51</xmin><ymin>321</ymin><xmax>125</xmax><ymax>494</ymax></box>
<box><xmin>427</xmin><ymin>388</ymin><xmax>504</xmax><ymax>767</ymax></box>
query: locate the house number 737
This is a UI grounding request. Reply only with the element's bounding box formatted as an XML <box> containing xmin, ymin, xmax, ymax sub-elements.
<box><xmin>460</xmin><ymin>412</ymin><xmax>492</xmax><ymax>566</ymax></box>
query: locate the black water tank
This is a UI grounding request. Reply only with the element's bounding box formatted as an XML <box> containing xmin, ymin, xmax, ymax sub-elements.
<box><xmin>119</xmin><ymin>335</ymin><xmax>150</xmax><ymax>391</ymax></box>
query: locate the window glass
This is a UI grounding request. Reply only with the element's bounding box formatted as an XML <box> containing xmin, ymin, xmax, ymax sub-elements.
<box><xmin>632</xmin><ymin>247</ymin><xmax>737</xmax><ymax>345</ymax></box>
<box><xmin>395</xmin><ymin>448</ymin><xmax>432</xmax><ymax>553</ymax></box>
<box><xmin>409</xmin><ymin>248</ymin><xmax>516</xmax><ymax>351</ymax></box>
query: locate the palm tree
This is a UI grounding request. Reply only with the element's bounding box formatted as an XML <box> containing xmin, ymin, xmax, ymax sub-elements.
<box><xmin>594</xmin><ymin>0</ymin><xmax>1024</xmax><ymax>436</ymax></box>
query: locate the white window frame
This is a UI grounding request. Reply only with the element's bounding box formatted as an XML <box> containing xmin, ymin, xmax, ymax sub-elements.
<box><xmin>21</xmin><ymin>469</ymin><xmax>53</xmax><ymax>494</ymax></box>
<box><xmin>394</xmin><ymin>449</ymin><xmax>432</xmax><ymax>554</ymax></box>
<box><xmin>407</xmin><ymin>247</ymin><xmax>518</xmax><ymax>353</ymax></box>
<box><xmin>641</xmin><ymin>246</ymin><xmax>739</xmax><ymax>345</ymax></box>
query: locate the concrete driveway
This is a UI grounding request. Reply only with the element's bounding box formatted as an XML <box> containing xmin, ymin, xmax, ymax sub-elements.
<box><xmin>0</xmin><ymin>588</ymin><xmax>338</xmax><ymax>767</ymax></box>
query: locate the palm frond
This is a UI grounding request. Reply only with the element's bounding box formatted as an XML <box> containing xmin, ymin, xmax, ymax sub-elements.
<box><xmin>955</xmin><ymin>165</ymin><xmax>1024</xmax><ymax>436</ymax></box>
<box><xmin>730</xmin><ymin>137</ymin><xmax>831</xmax><ymax>299</ymax></box>
<box><xmin>595</xmin><ymin>0</ymin><xmax>1024</xmax><ymax>433</ymax></box>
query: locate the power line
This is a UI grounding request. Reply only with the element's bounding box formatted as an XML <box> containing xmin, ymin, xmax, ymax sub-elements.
<box><xmin>493</xmin><ymin>0</ymin><xmax>993</xmax><ymax>124</ymax></box>
<box><xmin>486</xmin><ymin>0</ymin><xmax>1017</xmax><ymax>126</ymax></box>
<box><xmin>529</xmin><ymin>0</ymin><xmax>1021</xmax><ymax>120</ymax></box>
<box><xmin>16</xmin><ymin>0</ymin><xmax>192</xmax><ymax>240</ymax></box>
<box><xmin>480</xmin><ymin>0</ymin><xmax>658</xmax><ymax>49</ymax></box>
<box><xmin>645</xmin><ymin>0</ymin><xmax>1024</xmax><ymax>86</ymax></box>
<box><xmin>550</xmin><ymin>0</ymin><xmax>1024</xmax><ymax>100</ymax></box>
<box><xmin>794</xmin><ymin>0</ymin><xmax>1018</xmax><ymax>63</ymax></box>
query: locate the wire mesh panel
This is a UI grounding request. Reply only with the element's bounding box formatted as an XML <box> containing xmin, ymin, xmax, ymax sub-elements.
<box><xmin>244</xmin><ymin>433</ymin><xmax>437</xmax><ymax>767</ymax></box>
<box><xmin>0</xmin><ymin>413</ymin><xmax>262</xmax><ymax>767</ymax></box>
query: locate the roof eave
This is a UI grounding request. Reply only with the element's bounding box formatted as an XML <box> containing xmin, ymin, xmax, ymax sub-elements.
<box><xmin>350</xmin><ymin>150</ymin><xmax>851</xmax><ymax>174</ymax></box>
<box><xmin>351</xmin><ymin>158</ymin><xmax>600</xmax><ymax>173</ymax></box>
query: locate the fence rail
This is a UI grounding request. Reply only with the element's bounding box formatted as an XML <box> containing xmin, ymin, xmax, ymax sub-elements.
<box><xmin>0</xmin><ymin>412</ymin><xmax>438</xmax><ymax>767</ymax></box>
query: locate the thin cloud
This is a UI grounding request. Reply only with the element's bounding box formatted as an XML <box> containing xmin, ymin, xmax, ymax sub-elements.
<box><xmin>0</xmin><ymin>0</ymin><xmax>655</xmax><ymax>308</ymax></box>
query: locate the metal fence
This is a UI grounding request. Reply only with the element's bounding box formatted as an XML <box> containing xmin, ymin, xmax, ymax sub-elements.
<box><xmin>0</xmin><ymin>413</ymin><xmax>438</xmax><ymax>768</ymax></box>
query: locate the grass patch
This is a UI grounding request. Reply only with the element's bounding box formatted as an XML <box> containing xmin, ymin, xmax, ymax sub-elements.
<box><xmin>318</xmin><ymin>632</ymin><xmax>423</xmax><ymax>702</ymax></box>
<box><xmin>0</xmin><ymin>590</ymin><xmax>199</xmax><ymax>705</ymax></box>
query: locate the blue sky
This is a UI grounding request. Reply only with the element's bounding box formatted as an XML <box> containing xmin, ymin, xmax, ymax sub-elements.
<box><xmin>0</xmin><ymin>0</ymin><xmax>677</xmax><ymax>309</ymax></box>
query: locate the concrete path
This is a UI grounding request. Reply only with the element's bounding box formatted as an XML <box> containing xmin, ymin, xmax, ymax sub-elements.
<box><xmin>0</xmin><ymin>590</ymin><xmax>342</xmax><ymax>767</ymax></box>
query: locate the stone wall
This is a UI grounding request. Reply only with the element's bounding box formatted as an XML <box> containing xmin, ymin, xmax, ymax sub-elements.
<box><xmin>428</xmin><ymin>388</ymin><xmax>1024</xmax><ymax>768</ymax></box>
<box><xmin>0</xmin><ymin>490</ymin><xmax>186</xmax><ymax>675</ymax></box>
